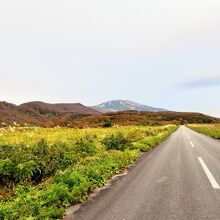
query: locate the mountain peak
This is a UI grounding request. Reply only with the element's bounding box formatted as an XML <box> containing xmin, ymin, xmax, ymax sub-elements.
<box><xmin>92</xmin><ymin>100</ymin><xmax>166</xmax><ymax>113</ymax></box>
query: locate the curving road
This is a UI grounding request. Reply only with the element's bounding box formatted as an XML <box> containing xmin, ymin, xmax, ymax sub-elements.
<box><xmin>65</xmin><ymin>126</ymin><xmax>220</xmax><ymax>220</ymax></box>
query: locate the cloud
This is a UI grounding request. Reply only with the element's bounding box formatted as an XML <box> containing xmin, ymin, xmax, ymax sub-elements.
<box><xmin>178</xmin><ymin>75</ymin><xmax>220</xmax><ymax>89</ymax></box>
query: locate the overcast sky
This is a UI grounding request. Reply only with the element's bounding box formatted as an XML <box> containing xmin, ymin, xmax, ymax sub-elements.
<box><xmin>0</xmin><ymin>0</ymin><xmax>220</xmax><ymax>116</ymax></box>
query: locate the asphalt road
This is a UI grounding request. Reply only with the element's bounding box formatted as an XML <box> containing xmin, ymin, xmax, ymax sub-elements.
<box><xmin>67</xmin><ymin>126</ymin><xmax>220</xmax><ymax>220</ymax></box>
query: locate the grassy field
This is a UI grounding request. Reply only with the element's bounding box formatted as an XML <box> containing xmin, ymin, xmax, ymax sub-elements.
<box><xmin>187</xmin><ymin>124</ymin><xmax>220</xmax><ymax>139</ymax></box>
<box><xmin>0</xmin><ymin>125</ymin><xmax>177</xmax><ymax>219</ymax></box>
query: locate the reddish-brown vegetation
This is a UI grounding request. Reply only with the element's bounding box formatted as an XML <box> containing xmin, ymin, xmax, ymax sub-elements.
<box><xmin>0</xmin><ymin>101</ymin><xmax>100</xmax><ymax>127</ymax></box>
<box><xmin>70</xmin><ymin>111</ymin><xmax>220</xmax><ymax>128</ymax></box>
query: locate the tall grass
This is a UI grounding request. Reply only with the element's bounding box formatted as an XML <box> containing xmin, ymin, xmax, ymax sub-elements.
<box><xmin>187</xmin><ymin>124</ymin><xmax>220</xmax><ymax>139</ymax></box>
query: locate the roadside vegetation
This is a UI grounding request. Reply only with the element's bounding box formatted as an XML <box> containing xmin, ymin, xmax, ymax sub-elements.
<box><xmin>188</xmin><ymin>124</ymin><xmax>220</xmax><ymax>139</ymax></box>
<box><xmin>0</xmin><ymin>125</ymin><xmax>177</xmax><ymax>219</ymax></box>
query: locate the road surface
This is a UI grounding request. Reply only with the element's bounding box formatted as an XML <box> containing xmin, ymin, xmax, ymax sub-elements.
<box><xmin>66</xmin><ymin>126</ymin><xmax>220</xmax><ymax>220</ymax></box>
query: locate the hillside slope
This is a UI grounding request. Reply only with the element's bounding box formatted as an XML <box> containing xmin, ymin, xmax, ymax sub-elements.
<box><xmin>20</xmin><ymin>101</ymin><xmax>100</xmax><ymax>116</ymax></box>
<box><xmin>0</xmin><ymin>102</ymin><xmax>53</xmax><ymax>126</ymax></box>
<box><xmin>0</xmin><ymin>101</ymin><xmax>100</xmax><ymax>126</ymax></box>
<box><xmin>71</xmin><ymin>111</ymin><xmax>220</xmax><ymax>128</ymax></box>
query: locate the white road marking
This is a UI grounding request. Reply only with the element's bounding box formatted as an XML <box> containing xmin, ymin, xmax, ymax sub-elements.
<box><xmin>198</xmin><ymin>157</ymin><xmax>220</xmax><ymax>189</ymax></box>
<box><xmin>190</xmin><ymin>141</ymin><xmax>194</xmax><ymax>147</ymax></box>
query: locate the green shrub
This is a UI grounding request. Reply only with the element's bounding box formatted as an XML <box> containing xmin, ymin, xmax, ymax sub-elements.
<box><xmin>102</xmin><ymin>132</ymin><xmax>132</xmax><ymax>151</ymax></box>
<box><xmin>41</xmin><ymin>183</ymin><xmax>70</xmax><ymax>205</ymax></box>
<box><xmin>134</xmin><ymin>142</ymin><xmax>151</xmax><ymax>152</ymax></box>
<box><xmin>54</xmin><ymin>170</ymin><xmax>88</xmax><ymax>189</ymax></box>
<box><xmin>83</xmin><ymin>166</ymin><xmax>105</xmax><ymax>188</ymax></box>
<box><xmin>102</xmin><ymin>121</ymin><xmax>112</xmax><ymax>128</ymax></box>
<box><xmin>0</xmin><ymin>159</ymin><xmax>15</xmax><ymax>185</ymax></box>
<box><xmin>16</xmin><ymin>160</ymin><xmax>39</xmax><ymax>183</ymax></box>
<box><xmin>75</xmin><ymin>138</ymin><xmax>97</xmax><ymax>156</ymax></box>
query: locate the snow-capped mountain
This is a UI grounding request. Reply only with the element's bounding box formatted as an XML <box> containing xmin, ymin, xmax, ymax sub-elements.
<box><xmin>92</xmin><ymin>100</ymin><xmax>167</xmax><ymax>113</ymax></box>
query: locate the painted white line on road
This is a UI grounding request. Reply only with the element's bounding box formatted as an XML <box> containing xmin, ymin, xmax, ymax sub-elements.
<box><xmin>190</xmin><ymin>141</ymin><xmax>194</xmax><ymax>147</ymax></box>
<box><xmin>198</xmin><ymin>157</ymin><xmax>220</xmax><ymax>189</ymax></box>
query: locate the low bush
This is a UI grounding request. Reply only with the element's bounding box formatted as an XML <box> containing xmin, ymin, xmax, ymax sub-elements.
<box><xmin>75</xmin><ymin>138</ymin><xmax>97</xmax><ymax>156</ymax></box>
<box><xmin>102</xmin><ymin>132</ymin><xmax>133</xmax><ymax>151</ymax></box>
<box><xmin>102</xmin><ymin>121</ymin><xmax>112</xmax><ymax>128</ymax></box>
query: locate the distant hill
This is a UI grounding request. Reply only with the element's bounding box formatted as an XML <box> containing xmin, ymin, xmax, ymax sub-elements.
<box><xmin>20</xmin><ymin>101</ymin><xmax>100</xmax><ymax>116</ymax></box>
<box><xmin>92</xmin><ymin>100</ymin><xmax>166</xmax><ymax>113</ymax></box>
<box><xmin>0</xmin><ymin>101</ymin><xmax>53</xmax><ymax>126</ymax></box>
<box><xmin>0</xmin><ymin>101</ymin><xmax>100</xmax><ymax>126</ymax></box>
